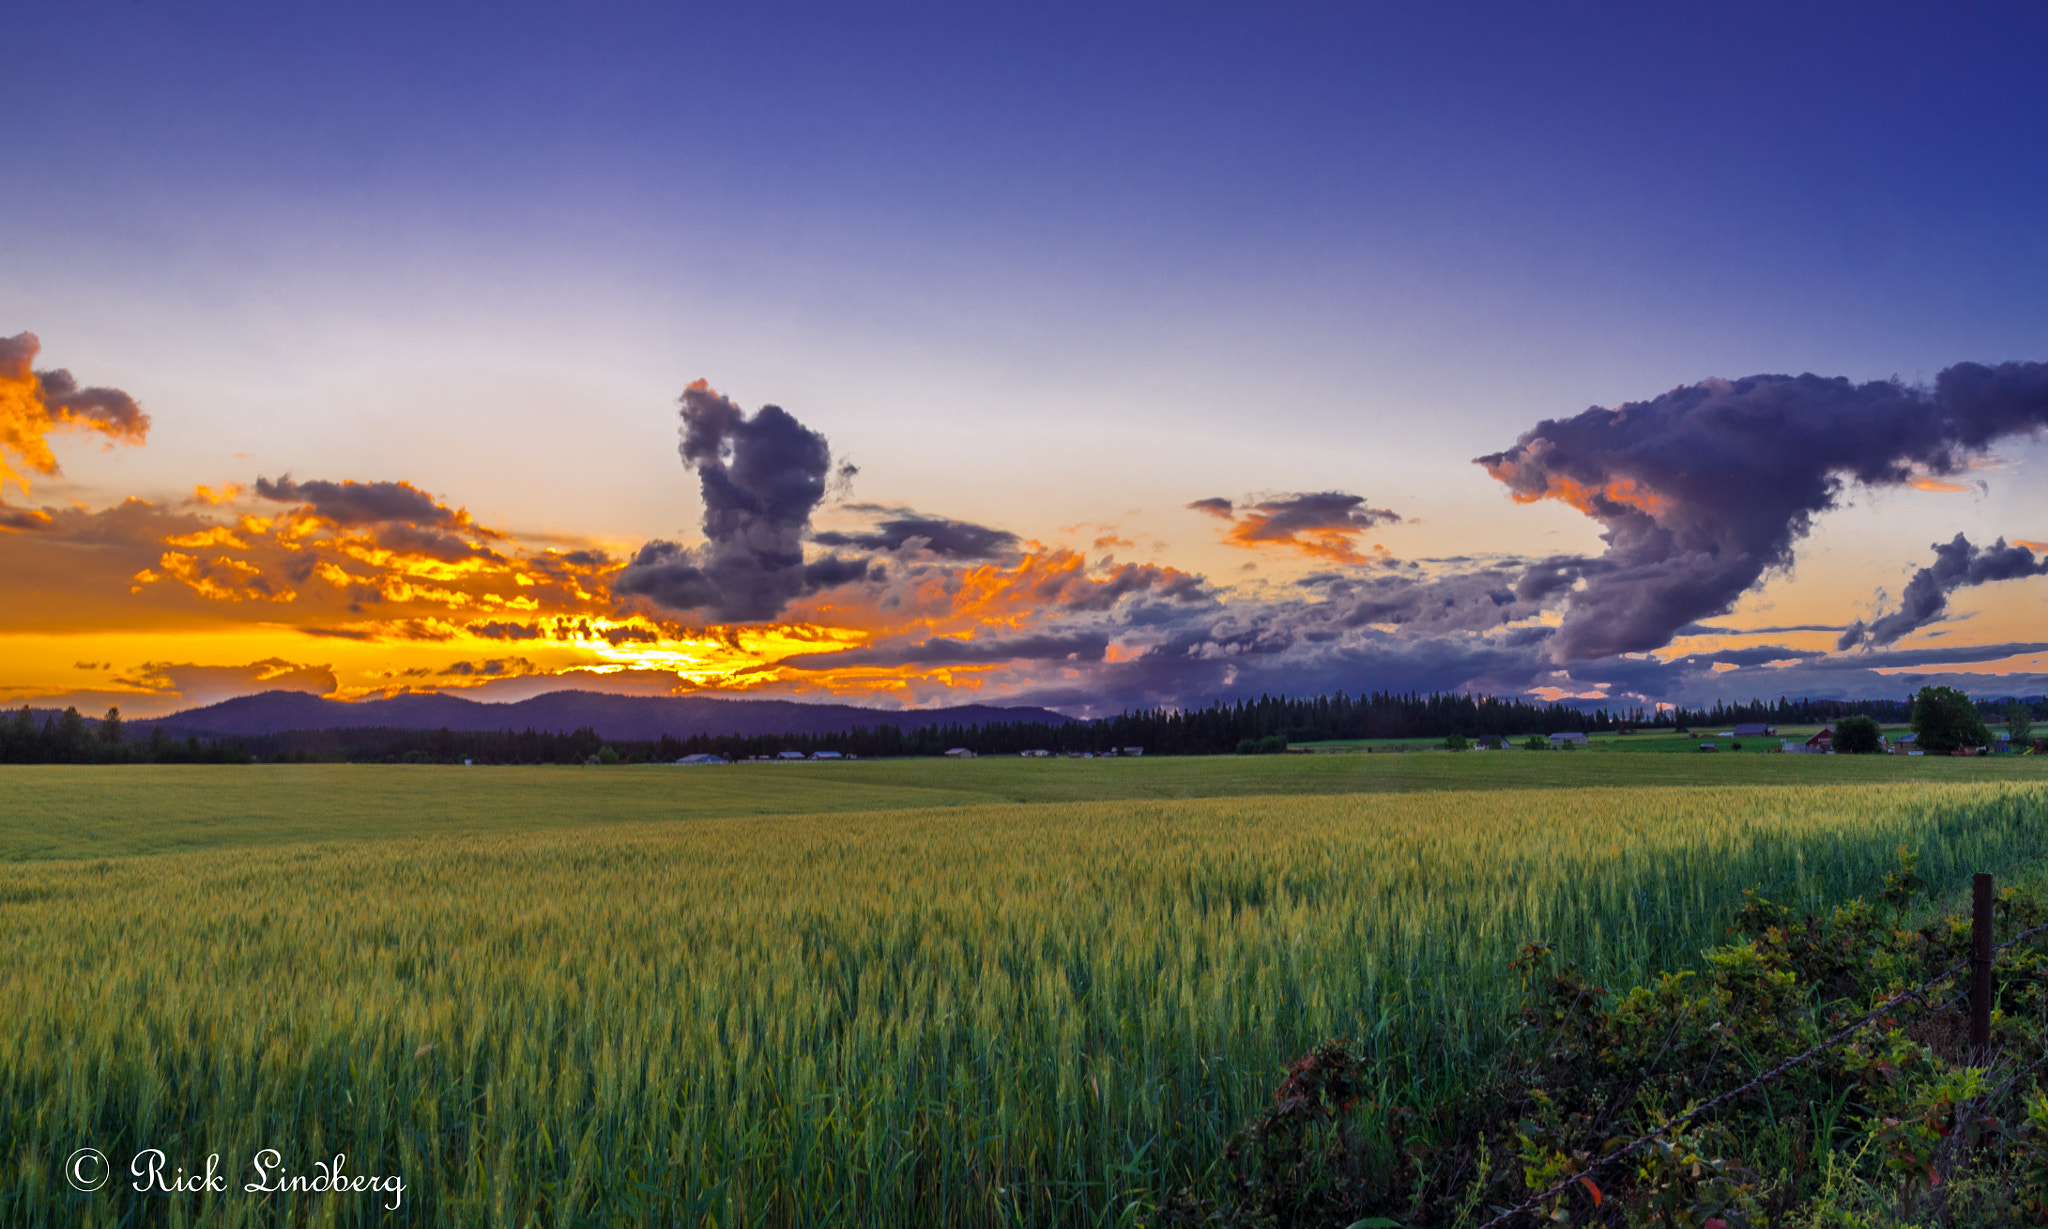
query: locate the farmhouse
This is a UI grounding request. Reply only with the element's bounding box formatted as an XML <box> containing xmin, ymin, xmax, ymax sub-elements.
<box><xmin>1890</xmin><ymin>732</ymin><xmax>1919</xmax><ymax>755</ymax></box>
<box><xmin>1805</xmin><ymin>728</ymin><xmax>1833</xmax><ymax>752</ymax></box>
<box><xmin>1732</xmin><ymin>723</ymin><xmax>1775</xmax><ymax>737</ymax></box>
<box><xmin>1548</xmin><ymin>732</ymin><xmax>1588</xmax><ymax>748</ymax></box>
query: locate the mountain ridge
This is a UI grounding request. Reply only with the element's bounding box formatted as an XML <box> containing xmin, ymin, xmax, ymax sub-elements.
<box><xmin>127</xmin><ymin>690</ymin><xmax>1078</xmax><ymax>741</ymax></box>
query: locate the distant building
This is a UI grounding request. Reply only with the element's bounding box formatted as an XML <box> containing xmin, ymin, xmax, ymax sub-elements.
<box><xmin>777</xmin><ymin>750</ymin><xmax>807</xmax><ymax>761</ymax></box>
<box><xmin>1698</xmin><ymin>742</ymin><xmax>1718</xmax><ymax>752</ymax></box>
<box><xmin>1020</xmin><ymin>749</ymin><xmax>1052</xmax><ymax>757</ymax></box>
<box><xmin>1549</xmin><ymin>732</ymin><xmax>1589</xmax><ymax>748</ymax></box>
<box><xmin>1805</xmin><ymin>729</ymin><xmax>1833</xmax><ymax>752</ymax></box>
<box><xmin>811</xmin><ymin>750</ymin><xmax>843</xmax><ymax>760</ymax></box>
<box><xmin>944</xmin><ymin>747</ymin><xmax>977</xmax><ymax>758</ymax></box>
<box><xmin>674</xmin><ymin>753</ymin><xmax>728</xmax><ymax>765</ymax></box>
<box><xmin>1890</xmin><ymin>732</ymin><xmax>1919</xmax><ymax>755</ymax></box>
<box><xmin>1732</xmin><ymin>723</ymin><xmax>1775</xmax><ymax>737</ymax></box>
<box><xmin>1120</xmin><ymin>746</ymin><xmax>1144</xmax><ymax>756</ymax></box>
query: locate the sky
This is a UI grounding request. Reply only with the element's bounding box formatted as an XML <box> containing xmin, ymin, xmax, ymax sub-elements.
<box><xmin>4</xmin><ymin>1</ymin><xmax>2047</xmax><ymax>719</ymax></box>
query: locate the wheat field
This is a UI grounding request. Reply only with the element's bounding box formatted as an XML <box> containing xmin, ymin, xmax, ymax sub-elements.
<box><xmin>3</xmin><ymin>776</ymin><xmax>2046</xmax><ymax>1225</ymax></box>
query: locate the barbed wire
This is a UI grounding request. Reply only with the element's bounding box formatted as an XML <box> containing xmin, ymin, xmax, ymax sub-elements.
<box><xmin>1471</xmin><ymin>916</ymin><xmax>2048</xmax><ymax>1229</ymax></box>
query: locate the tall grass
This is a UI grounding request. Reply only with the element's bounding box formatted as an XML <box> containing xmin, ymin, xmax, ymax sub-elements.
<box><xmin>1</xmin><ymin>780</ymin><xmax>2044</xmax><ymax>1225</ymax></box>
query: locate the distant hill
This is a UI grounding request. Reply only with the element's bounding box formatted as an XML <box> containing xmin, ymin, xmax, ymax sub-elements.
<box><xmin>131</xmin><ymin>690</ymin><xmax>1077</xmax><ymax>741</ymax></box>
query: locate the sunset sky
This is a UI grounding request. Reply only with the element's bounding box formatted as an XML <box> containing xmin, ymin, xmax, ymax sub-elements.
<box><xmin>4</xmin><ymin>3</ymin><xmax>2047</xmax><ymax>719</ymax></box>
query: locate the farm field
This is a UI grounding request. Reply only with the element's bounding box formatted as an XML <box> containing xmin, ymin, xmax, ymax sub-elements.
<box><xmin>1</xmin><ymin>751</ymin><xmax>2042</xmax><ymax>861</ymax></box>
<box><xmin>1290</xmin><ymin>723</ymin><xmax>1923</xmax><ymax>753</ymax></box>
<box><xmin>2</xmin><ymin>762</ymin><xmax>2046</xmax><ymax>1224</ymax></box>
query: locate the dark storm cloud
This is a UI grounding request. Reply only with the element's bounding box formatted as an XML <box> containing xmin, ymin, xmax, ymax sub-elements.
<box><xmin>1844</xmin><ymin>639</ymin><xmax>2048</xmax><ymax>668</ymax></box>
<box><xmin>1476</xmin><ymin>360</ymin><xmax>2048</xmax><ymax>662</ymax></box>
<box><xmin>1677</xmin><ymin>622</ymin><xmax>1850</xmax><ymax>636</ymax></box>
<box><xmin>611</xmin><ymin>381</ymin><xmax>866</xmax><ymax>621</ymax></box>
<box><xmin>0</xmin><ymin>502</ymin><xmax>53</xmax><ymax>532</ymax></box>
<box><xmin>811</xmin><ymin>508</ymin><xmax>1021</xmax><ymax>560</ymax></box>
<box><xmin>467</xmin><ymin>620</ymin><xmax>546</xmax><ymax>641</ymax></box>
<box><xmin>1190</xmin><ymin>491</ymin><xmax>1402</xmax><ymax>562</ymax></box>
<box><xmin>775</xmin><ymin>630</ymin><xmax>1111</xmax><ymax>672</ymax></box>
<box><xmin>1226</xmin><ymin>492</ymin><xmax>1400</xmax><ymax>538</ymax></box>
<box><xmin>1837</xmin><ymin>535</ymin><xmax>2048</xmax><ymax>649</ymax></box>
<box><xmin>375</xmin><ymin>524</ymin><xmax>502</xmax><ymax>563</ymax></box>
<box><xmin>1291</xmin><ymin>561</ymin><xmax>1545</xmax><ymax>634</ymax></box>
<box><xmin>438</xmin><ymin>657</ymin><xmax>537</xmax><ymax>678</ymax></box>
<box><xmin>1058</xmin><ymin>562</ymin><xmax>1207</xmax><ymax>611</ymax></box>
<box><xmin>29</xmin><ymin>366</ymin><xmax>148</xmax><ymax>439</ymax></box>
<box><xmin>524</xmin><ymin>548</ymin><xmax>612</xmax><ymax>582</ymax></box>
<box><xmin>253</xmin><ymin>476</ymin><xmax>458</xmax><ymax>526</ymax></box>
<box><xmin>2</xmin><ymin>332</ymin><xmax>148</xmax><ymax>442</ymax></box>
<box><xmin>1662</xmin><ymin>644</ymin><xmax>1828</xmax><ymax>668</ymax></box>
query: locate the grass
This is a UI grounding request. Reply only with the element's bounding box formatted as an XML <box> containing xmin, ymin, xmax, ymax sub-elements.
<box><xmin>1</xmin><ymin>752</ymin><xmax>2041</xmax><ymax>861</ymax></box>
<box><xmin>1</xmin><ymin>759</ymin><xmax>2046</xmax><ymax>1224</ymax></box>
<box><xmin>1290</xmin><ymin>724</ymin><xmax>1934</xmax><ymax>754</ymax></box>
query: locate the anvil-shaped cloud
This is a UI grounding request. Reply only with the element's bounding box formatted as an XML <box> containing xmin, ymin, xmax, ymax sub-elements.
<box><xmin>1478</xmin><ymin>362</ymin><xmax>2048</xmax><ymax>661</ymax></box>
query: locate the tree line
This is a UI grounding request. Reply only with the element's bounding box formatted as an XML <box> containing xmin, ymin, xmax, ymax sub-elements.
<box><xmin>0</xmin><ymin>707</ymin><xmax>252</xmax><ymax>764</ymax></box>
<box><xmin>3</xmin><ymin>689</ymin><xmax>2040</xmax><ymax>765</ymax></box>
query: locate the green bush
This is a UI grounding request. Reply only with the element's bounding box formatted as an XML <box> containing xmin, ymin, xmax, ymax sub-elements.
<box><xmin>1176</xmin><ymin>849</ymin><xmax>2048</xmax><ymax>1227</ymax></box>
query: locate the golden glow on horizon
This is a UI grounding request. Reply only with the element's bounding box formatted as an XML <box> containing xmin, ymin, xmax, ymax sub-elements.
<box><xmin>4</xmin><ymin>341</ymin><xmax>2044</xmax><ymax>717</ymax></box>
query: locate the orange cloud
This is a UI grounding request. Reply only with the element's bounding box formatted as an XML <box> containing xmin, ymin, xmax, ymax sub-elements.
<box><xmin>0</xmin><ymin>332</ymin><xmax>148</xmax><ymax>497</ymax></box>
<box><xmin>1190</xmin><ymin>492</ymin><xmax>1400</xmax><ymax>564</ymax></box>
<box><xmin>1909</xmin><ymin>475</ymin><xmax>1974</xmax><ymax>493</ymax></box>
<box><xmin>1489</xmin><ymin>466</ymin><xmax>1670</xmax><ymax>519</ymax></box>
